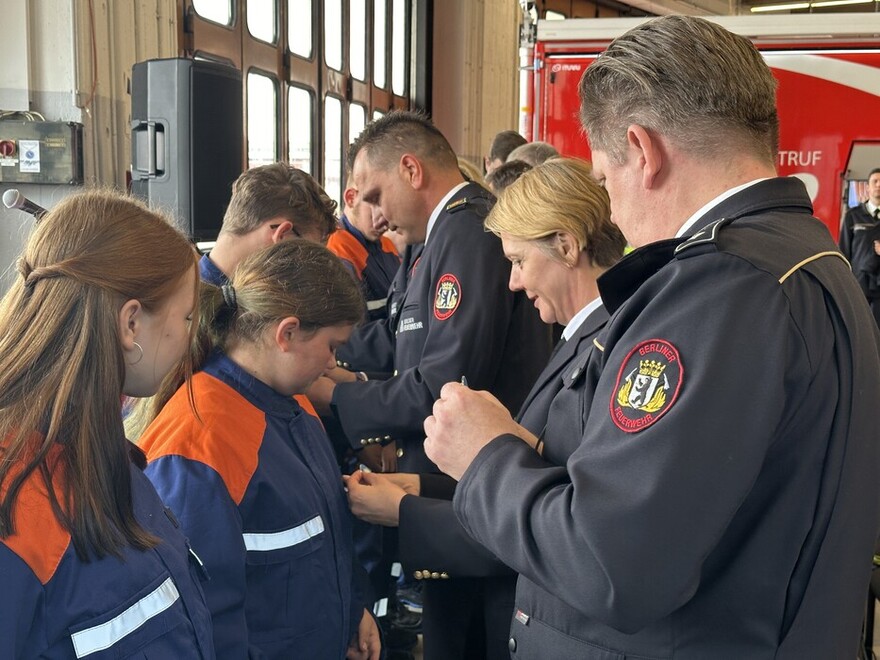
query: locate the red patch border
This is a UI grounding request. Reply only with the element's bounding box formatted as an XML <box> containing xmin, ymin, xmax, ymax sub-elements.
<box><xmin>609</xmin><ymin>338</ymin><xmax>683</xmax><ymax>433</ymax></box>
<box><xmin>434</xmin><ymin>273</ymin><xmax>461</xmax><ymax>321</ymax></box>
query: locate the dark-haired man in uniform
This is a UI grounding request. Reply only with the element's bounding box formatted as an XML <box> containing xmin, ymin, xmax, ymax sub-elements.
<box><xmin>309</xmin><ymin>110</ymin><xmax>552</xmax><ymax>660</ymax></box>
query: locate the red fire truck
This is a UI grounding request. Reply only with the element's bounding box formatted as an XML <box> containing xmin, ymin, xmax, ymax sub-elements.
<box><xmin>520</xmin><ymin>14</ymin><xmax>880</xmax><ymax>239</ymax></box>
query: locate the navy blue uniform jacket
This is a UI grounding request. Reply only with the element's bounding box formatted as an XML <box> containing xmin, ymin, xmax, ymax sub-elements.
<box><xmin>331</xmin><ymin>182</ymin><xmax>553</xmax><ymax>473</ymax></box>
<box><xmin>0</xmin><ymin>452</ymin><xmax>215</xmax><ymax>659</ymax></box>
<box><xmin>454</xmin><ymin>178</ymin><xmax>880</xmax><ymax>659</ymax></box>
<box><xmin>142</xmin><ymin>352</ymin><xmax>364</xmax><ymax>660</ymax></box>
<box><xmin>398</xmin><ymin>304</ymin><xmax>610</xmax><ymax>578</ymax></box>
<box><xmin>839</xmin><ymin>202</ymin><xmax>880</xmax><ymax>299</ymax></box>
<box><xmin>335</xmin><ymin>243</ymin><xmax>423</xmax><ymax>379</ymax></box>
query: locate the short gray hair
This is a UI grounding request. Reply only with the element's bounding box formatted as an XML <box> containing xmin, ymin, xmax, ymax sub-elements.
<box><xmin>506</xmin><ymin>141</ymin><xmax>560</xmax><ymax>167</ymax></box>
<box><xmin>579</xmin><ymin>16</ymin><xmax>778</xmax><ymax>165</ymax></box>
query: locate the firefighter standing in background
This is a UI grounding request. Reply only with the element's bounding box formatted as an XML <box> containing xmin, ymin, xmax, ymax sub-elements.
<box><xmin>839</xmin><ymin>166</ymin><xmax>880</xmax><ymax>326</ymax></box>
<box><xmin>327</xmin><ymin>160</ymin><xmax>401</xmax><ymax>324</ymax></box>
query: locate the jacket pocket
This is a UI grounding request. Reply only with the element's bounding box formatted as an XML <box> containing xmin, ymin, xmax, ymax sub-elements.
<box><xmin>244</xmin><ymin>514</ymin><xmax>327</xmax><ymax>639</ymax></box>
<box><xmin>243</xmin><ymin>514</ymin><xmax>325</xmax><ymax>563</ymax></box>
<box><xmin>68</xmin><ymin>574</ymin><xmax>201</xmax><ymax>659</ymax></box>
<box><xmin>510</xmin><ymin>613</ymin><xmax>625</xmax><ymax>660</ymax></box>
<box><xmin>396</xmin><ymin>303</ymin><xmax>424</xmax><ymax>336</ymax></box>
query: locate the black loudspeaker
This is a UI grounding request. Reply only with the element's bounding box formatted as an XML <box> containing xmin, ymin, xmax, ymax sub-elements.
<box><xmin>131</xmin><ymin>58</ymin><xmax>242</xmax><ymax>242</ymax></box>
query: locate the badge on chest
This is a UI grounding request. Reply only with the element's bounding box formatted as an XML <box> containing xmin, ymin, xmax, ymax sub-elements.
<box><xmin>434</xmin><ymin>273</ymin><xmax>461</xmax><ymax>320</ymax></box>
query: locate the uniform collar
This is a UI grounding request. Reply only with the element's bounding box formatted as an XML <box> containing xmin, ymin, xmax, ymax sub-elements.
<box><xmin>675</xmin><ymin>178</ymin><xmax>769</xmax><ymax>238</ymax></box>
<box><xmin>562</xmin><ymin>296</ymin><xmax>603</xmax><ymax>341</ymax></box>
<box><xmin>425</xmin><ymin>181</ymin><xmax>469</xmax><ymax>245</ymax></box>
<box><xmin>340</xmin><ymin>214</ymin><xmax>369</xmax><ymax>246</ymax></box>
<box><xmin>199</xmin><ymin>254</ymin><xmax>229</xmax><ymax>287</ymax></box>
<box><xmin>599</xmin><ymin>177</ymin><xmax>813</xmax><ymax>315</ymax></box>
<box><xmin>203</xmin><ymin>350</ymin><xmax>302</xmax><ymax>418</ymax></box>
<box><xmin>689</xmin><ymin>176</ymin><xmax>812</xmax><ymax>234</ymax></box>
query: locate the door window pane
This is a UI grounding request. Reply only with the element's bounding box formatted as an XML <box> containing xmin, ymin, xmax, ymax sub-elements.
<box><xmin>349</xmin><ymin>103</ymin><xmax>366</xmax><ymax>146</ymax></box>
<box><xmin>324</xmin><ymin>0</ymin><xmax>342</xmax><ymax>71</ymax></box>
<box><xmin>193</xmin><ymin>0</ymin><xmax>232</xmax><ymax>25</ymax></box>
<box><xmin>373</xmin><ymin>0</ymin><xmax>387</xmax><ymax>88</ymax></box>
<box><xmin>288</xmin><ymin>86</ymin><xmax>313</xmax><ymax>173</ymax></box>
<box><xmin>247</xmin><ymin>72</ymin><xmax>277</xmax><ymax>167</ymax></box>
<box><xmin>247</xmin><ymin>0</ymin><xmax>276</xmax><ymax>44</ymax></box>
<box><xmin>373</xmin><ymin>109</ymin><xmax>385</xmax><ymax>121</ymax></box>
<box><xmin>324</xmin><ymin>96</ymin><xmax>343</xmax><ymax>207</ymax></box>
<box><xmin>288</xmin><ymin>0</ymin><xmax>312</xmax><ymax>57</ymax></box>
<box><xmin>350</xmin><ymin>0</ymin><xmax>366</xmax><ymax>80</ymax></box>
<box><xmin>391</xmin><ymin>0</ymin><xmax>406</xmax><ymax>95</ymax></box>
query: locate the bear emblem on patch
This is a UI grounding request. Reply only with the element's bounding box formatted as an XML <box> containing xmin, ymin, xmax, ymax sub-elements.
<box><xmin>610</xmin><ymin>339</ymin><xmax>682</xmax><ymax>433</ymax></box>
<box><xmin>434</xmin><ymin>274</ymin><xmax>461</xmax><ymax>320</ymax></box>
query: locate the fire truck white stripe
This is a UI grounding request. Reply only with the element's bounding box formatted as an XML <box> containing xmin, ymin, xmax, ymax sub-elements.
<box><xmin>765</xmin><ymin>52</ymin><xmax>880</xmax><ymax>97</ymax></box>
<box><xmin>70</xmin><ymin>577</ymin><xmax>180</xmax><ymax>657</ymax></box>
<box><xmin>243</xmin><ymin>515</ymin><xmax>325</xmax><ymax>552</ymax></box>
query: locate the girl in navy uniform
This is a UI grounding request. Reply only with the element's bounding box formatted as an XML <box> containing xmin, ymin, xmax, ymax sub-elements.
<box><xmin>0</xmin><ymin>190</ymin><xmax>215</xmax><ymax>659</ymax></box>
<box><xmin>139</xmin><ymin>240</ymin><xmax>381</xmax><ymax>660</ymax></box>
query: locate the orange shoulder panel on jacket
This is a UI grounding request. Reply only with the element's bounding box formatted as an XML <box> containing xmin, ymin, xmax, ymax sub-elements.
<box><xmin>140</xmin><ymin>372</ymin><xmax>266</xmax><ymax>506</ymax></box>
<box><xmin>326</xmin><ymin>229</ymin><xmax>368</xmax><ymax>278</ymax></box>
<box><xmin>294</xmin><ymin>394</ymin><xmax>320</xmax><ymax>421</ymax></box>
<box><xmin>1</xmin><ymin>448</ymin><xmax>71</xmax><ymax>585</ymax></box>
<box><xmin>379</xmin><ymin>235</ymin><xmax>401</xmax><ymax>258</ymax></box>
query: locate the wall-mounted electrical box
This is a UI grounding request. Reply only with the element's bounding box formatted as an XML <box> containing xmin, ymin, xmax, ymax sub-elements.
<box><xmin>0</xmin><ymin>121</ymin><xmax>84</xmax><ymax>185</ymax></box>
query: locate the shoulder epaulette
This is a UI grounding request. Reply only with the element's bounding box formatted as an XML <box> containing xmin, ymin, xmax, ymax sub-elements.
<box><xmin>446</xmin><ymin>198</ymin><xmax>469</xmax><ymax>213</ymax></box>
<box><xmin>674</xmin><ymin>217</ymin><xmax>735</xmax><ymax>258</ymax></box>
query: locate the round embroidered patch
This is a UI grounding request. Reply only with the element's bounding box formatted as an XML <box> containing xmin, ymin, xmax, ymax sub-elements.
<box><xmin>434</xmin><ymin>274</ymin><xmax>461</xmax><ymax>321</ymax></box>
<box><xmin>610</xmin><ymin>339</ymin><xmax>683</xmax><ymax>433</ymax></box>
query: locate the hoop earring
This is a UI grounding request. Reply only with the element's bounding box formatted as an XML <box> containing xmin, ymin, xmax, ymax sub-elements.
<box><xmin>129</xmin><ymin>341</ymin><xmax>144</xmax><ymax>366</ymax></box>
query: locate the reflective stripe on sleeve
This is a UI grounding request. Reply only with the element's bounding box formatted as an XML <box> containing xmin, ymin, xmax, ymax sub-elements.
<box><xmin>70</xmin><ymin>577</ymin><xmax>180</xmax><ymax>658</ymax></box>
<box><xmin>242</xmin><ymin>515</ymin><xmax>324</xmax><ymax>552</ymax></box>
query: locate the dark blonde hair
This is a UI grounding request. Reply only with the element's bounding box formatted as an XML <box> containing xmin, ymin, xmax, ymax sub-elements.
<box><xmin>206</xmin><ymin>239</ymin><xmax>364</xmax><ymax>351</ymax></box>
<box><xmin>457</xmin><ymin>157</ymin><xmax>484</xmax><ymax>184</ymax></box>
<box><xmin>484</xmin><ymin>158</ymin><xmax>625</xmax><ymax>269</ymax></box>
<box><xmin>221</xmin><ymin>163</ymin><xmax>338</xmax><ymax>239</ymax></box>
<box><xmin>0</xmin><ymin>189</ymin><xmax>198</xmax><ymax>559</ymax></box>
